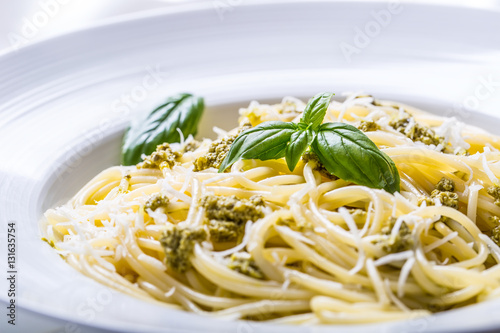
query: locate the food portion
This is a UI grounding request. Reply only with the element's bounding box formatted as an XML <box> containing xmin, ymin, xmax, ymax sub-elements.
<box><xmin>42</xmin><ymin>92</ymin><xmax>500</xmax><ymax>324</ymax></box>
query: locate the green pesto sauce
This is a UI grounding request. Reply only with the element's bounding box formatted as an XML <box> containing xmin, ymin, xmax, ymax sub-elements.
<box><xmin>418</xmin><ymin>178</ymin><xmax>459</xmax><ymax>210</ymax></box>
<box><xmin>160</xmin><ymin>226</ymin><xmax>206</xmax><ymax>273</ymax></box>
<box><xmin>117</xmin><ymin>174</ymin><xmax>131</xmax><ymax>194</ymax></box>
<box><xmin>302</xmin><ymin>151</ymin><xmax>338</xmax><ymax>180</ymax></box>
<box><xmin>145</xmin><ymin>193</ymin><xmax>170</xmax><ymax>212</ymax></box>
<box><xmin>380</xmin><ymin>217</ymin><xmax>413</xmax><ymax>253</ymax></box>
<box><xmin>227</xmin><ymin>253</ymin><xmax>265</xmax><ymax>279</ymax></box>
<box><xmin>487</xmin><ymin>185</ymin><xmax>500</xmax><ymax>207</ymax></box>
<box><xmin>490</xmin><ymin>216</ymin><xmax>500</xmax><ymax>246</ymax></box>
<box><xmin>193</xmin><ymin>124</ymin><xmax>251</xmax><ymax>172</ymax></box>
<box><xmin>390</xmin><ymin>116</ymin><xmax>444</xmax><ymax>149</ymax></box>
<box><xmin>207</xmin><ymin>220</ymin><xmax>243</xmax><ymax>242</ymax></box>
<box><xmin>137</xmin><ymin>143</ymin><xmax>181</xmax><ymax>170</ymax></box>
<box><xmin>193</xmin><ymin>134</ymin><xmax>236</xmax><ymax>171</ymax></box>
<box><xmin>182</xmin><ymin>140</ymin><xmax>201</xmax><ymax>153</ymax></box>
<box><xmin>436</xmin><ymin>177</ymin><xmax>455</xmax><ymax>192</ymax></box>
<box><xmin>430</xmin><ymin>190</ymin><xmax>459</xmax><ymax>209</ymax></box>
<box><xmin>200</xmin><ymin>195</ymin><xmax>264</xmax><ymax>242</ymax></box>
<box><xmin>276</xmin><ymin>217</ymin><xmax>311</xmax><ymax>232</ymax></box>
<box><xmin>357</xmin><ymin>120</ymin><xmax>381</xmax><ymax>132</ymax></box>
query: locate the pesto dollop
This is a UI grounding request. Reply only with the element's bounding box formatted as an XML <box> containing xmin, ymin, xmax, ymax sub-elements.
<box><xmin>160</xmin><ymin>226</ymin><xmax>206</xmax><ymax>273</ymax></box>
<box><xmin>137</xmin><ymin>143</ymin><xmax>181</xmax><ymax>170</ymax></box>
<box><xmin>227</xmin><ymin>252</ymin><xmax>265</xmax><ymax>279</ymax></box>
<box><xmin>357</xmin><ymin>120</ymin><xmax>380</xmax><ymax>132</ymax></box>
<box><xmin>490</xmin><ymin>216</ymin><xmax>500</xmax><ymax>246</ymax></box>
<box><xmin>418</xmin><ymin>177</ymin><xmax>459</xmax><ymax>210</ymax></box>
<box><xmin>487</xmin><ymin>185</ymin><xmax>500</xmax><ymax>207</ymax></box>
<box><xmin>390</xmin><ymin>115</ymin><xmax>444</xmax><ymax>148</ymax></box>
<box><xmin>145</xmin><ymin>193</ymin><xmax>170</xmax><ymax>212</ymax></box>
<box><xmin>194</xmin><ymin>124</ymin><xmax>252</xmax><ymax>172</ymax></box>
<box><xmin>200</xmin><ymin>195</ymin><xmax>265</xmax><ymax>242</ymax></box>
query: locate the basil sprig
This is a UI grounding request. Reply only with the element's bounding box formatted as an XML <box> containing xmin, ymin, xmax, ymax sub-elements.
<box><xmin>300</xmin><ymin>92</ymin><xmax>334</xmax><ymax>130</ymax></box>
<box><xmin>121</xmin><ymin>93</ymin><xmax>204</xmax><ymax>165</ymax></box>
<box><xmin>219</xmin><ymin>92</ymin><xmax>400</xmax><ymax>193</ymax></box>
<box><xmin>218</xmin><ymin>122</ymin><xmax>298</xmax><ymax>171</ymax></box>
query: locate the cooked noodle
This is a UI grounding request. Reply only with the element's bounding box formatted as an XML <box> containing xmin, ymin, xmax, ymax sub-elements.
<box><xmin>42</xmin><ymin>94</ymin><xmax>500</xmax><ymax>323</ymax></box>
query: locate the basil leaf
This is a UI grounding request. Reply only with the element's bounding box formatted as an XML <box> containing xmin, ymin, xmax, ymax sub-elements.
<box><xmin>300</xmin><ymin>92</ymin><xmax>334</xmax><ymax>130</ymax></box>
<box><xmin>121</xmin><ymin>93</ymin><xmax>204</xmax><ymax>165</ymax></box>
<box><xmin>218</xmin><ymin>121</ymin><xmax>298</xmax><ymax>172</ymax></box>
<box><xmin>285</xmin><ymin>129</ymin><xmax>315</xmax><ymax>171</ymax></box>
<box><xmin>311</xmin><ymin>123</ymin><xmax>400</xmax><ymax>193</ymax></box>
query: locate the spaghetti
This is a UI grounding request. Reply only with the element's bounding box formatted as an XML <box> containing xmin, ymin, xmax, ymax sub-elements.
<box><xmin>42</xmin><ymin>93</ymin><xmax>500</xmax><ymax>324</ymax></box>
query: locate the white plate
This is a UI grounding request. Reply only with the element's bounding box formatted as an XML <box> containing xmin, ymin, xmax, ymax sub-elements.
<box><xmin>1</xmin><ymin>1</ymin><xmax>500</xmax><ymax>332</ymax></box>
